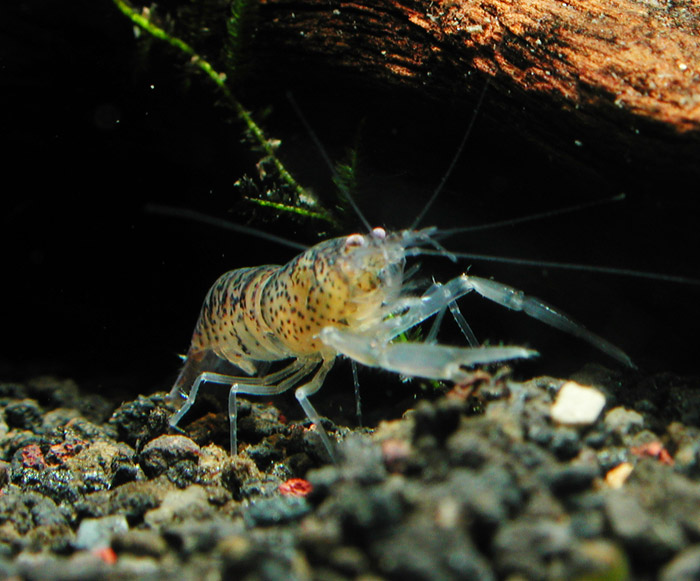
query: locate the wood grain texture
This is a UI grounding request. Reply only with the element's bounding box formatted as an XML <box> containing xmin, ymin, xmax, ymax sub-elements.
<box><xmin>253</xmin><ymin>0</ymin><xmax>700</xmax><ymax>171</ymax></box>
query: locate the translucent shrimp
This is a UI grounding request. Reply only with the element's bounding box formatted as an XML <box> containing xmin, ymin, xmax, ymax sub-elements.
<box><xmin>168</xmin><ymin>224</ymin><xmax>633</xmax><ymax>460</ymax></box>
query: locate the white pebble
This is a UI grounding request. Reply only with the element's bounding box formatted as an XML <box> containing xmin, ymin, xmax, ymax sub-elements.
<box><xmin>75</xmin><ymin>514</ymin><xmax>128</xmax><ymax>550</ymax></box>
<box><xmin>551</xmin><ymin>381</ymin><xmax>606</xmax><ymax>425</ymax></box>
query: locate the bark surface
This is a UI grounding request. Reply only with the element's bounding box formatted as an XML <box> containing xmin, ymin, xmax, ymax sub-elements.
<box><xmin>253</xmin><ymin>0</ymin><xmax>700</xmax><ymax>171</ymax></box>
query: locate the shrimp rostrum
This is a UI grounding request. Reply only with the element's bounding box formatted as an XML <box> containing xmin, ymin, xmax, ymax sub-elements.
<box><xmin>168</xmin><ymin>226</ymin><xmax>633</xmax><ymax>459</ymax></box>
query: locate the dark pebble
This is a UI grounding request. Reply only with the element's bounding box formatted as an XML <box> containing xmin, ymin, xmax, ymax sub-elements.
<box><xmin>4</xmin><ymin>400</ymin><xmax>44</xmax><ymax>432</ymax></box>
<box><xmin>0</xmin><ymin>490</ymin><xmax>66</xmax><ymax>535</ymax></box>
<box><xmin>162</xmin><ymin>518</ymin><xmax>243</xmax><ymax>555</ymax></box>
<box><xmin>246</xmin><ymin>441</ymin><xmax>285</xmax><ymax>470</ymax></box>
<box><xmin>26</xmin><ymin>377</ymin><xmax>80</xmax><ymax>409</ymax></box>
<box><xmin>412</xmin><ymin>398</ymin><xmax>464</xmax><ymax>444</ymax></box>
<box><xmin>604</xmin><ymin>407</ymin><xmax>645</xmax><ymax>444</ymax></box>
<box><xmin>108</xmin><ymin>481</ymin><xmax>161</xmax><ymax>521</ymax></box>
<box><xmin>327</xmin><ymin>545</ymin><xmax>369</xmax><ymax>577</ymax></box>
<box><xmin>2</xmin><ymin>368</ymin><xmax>700</xmax><ymax>581</ymax></box>
<box><xmin>583</xmin><ymin>427</ymin><xmax>609</xmax><ymax>449</ymax></box>
<box><xmin>109</xmin><ymin>395</ymin><xmax>170</xmax><ymax>449</ymax></box>
<box><xmin>337</xmin><ymin>435</ymin><xmax>388</xmax><ymax>485</ymax></box>
<box><xmin>0</xmin><ymin>382</ymin><xmax>28</xmax><ymax>401</ymax></box>
<box><xmin>605</xmin><ymin>490</ymin><xmax>685</xmax><ymax>565</ymax></box>
<box><xmin>541</xmin><ymin>463</ymin><xmax>600</xmax><ymax>496</ymax></box>
<box><xmin>528</xmin><ymin>424</ymin><xmax>582</xmax><ymax>460</ymax></box>
<box><xmin>243</xmin><ymin>495</ymin><xmax>311</xmax><ymax>527</ymax></box>
<box><xmin>660</xmin><ymin>545</ymin><xmax>700</xmax><ymax>581</ymax></box>
<box><xmin>548</xmin><ymin>428</ymin><xmax>582</xmax><ymax>460</ymax></box>
<box><xmin>441</xmin><ymin>466</ymin><xmax>523</xmax><ymax>533</ymax></box>
<box><xmin>674</xmin><ymin>437</ymin><xmax>700</xmax><ymax>479</ymax></box>
<box><xmin>140</xmin><ymin>434</ymin><xmax>201</xmax><ymax>478</ymax></box>
<box><xmin>237</xmin><ymin>401</ymin><xmax>286</xmax><ymax>442</ymax></box>
<box><xmin>493</xmin><ymin>519</ymin><xmax>575</xmax><ymax>580</ymax></box>
<box><xmin>596</xmin><ymin>447</ymin><xmax>629</xmax><ymax>473</ymax></box>
<box><xmin>446</xmin><ymin>429</ymin><xmax>490</xmax><ymax>469</ymax></box>
<box><xmin>371</xmin><ymin>513</ymin><xmax>494</xmax><ymax>581</ymax></box>
<box><xmin>569</xmin><ymin>509</ymin><xmax>606</xmax><ymax>538</ymax></box>
<box><xmin>14</xmin><ymin>552</ymin><xmax>109</xmax><ymax>581</ymax></box>
<box><xmin>112</xmin><ymin>528</ymin><xmax>169</xmax><ymax>557</ymax></box>
<box><xmin>332</xmin><ymin>483</ymin><xmax>404</xmax><ymax>538</ymax></box>
<box><xmin>0</xmin><ymin>461</ymin><xmax>10</xmax><ymax>488</ymax></box>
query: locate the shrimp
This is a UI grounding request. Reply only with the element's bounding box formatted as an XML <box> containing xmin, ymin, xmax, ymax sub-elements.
<box><xmin>168</xmin><ymin>222</ymin><xmax>634</xmax><ymax>460</ymax></box>
<box><xmin>164</xmin><ymin>87</ymin><xmax>645</xmax><ymax>460</ymax></box>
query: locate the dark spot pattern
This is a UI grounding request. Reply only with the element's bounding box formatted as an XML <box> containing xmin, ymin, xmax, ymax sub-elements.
<box><xmin>185</xmin><ymin>233</ymin><xmax>397</xmax><ymax>368</ymax></box>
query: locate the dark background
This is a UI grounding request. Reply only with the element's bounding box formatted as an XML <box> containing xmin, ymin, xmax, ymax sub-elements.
<box><xmin>2</xmin><ymin>0</ymin><xmax>698</xmax><ymax>418</ymax></box>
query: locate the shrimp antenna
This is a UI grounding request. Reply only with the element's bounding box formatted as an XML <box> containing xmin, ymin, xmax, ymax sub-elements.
<box><xmin>410</xmin><ymin>78</ymin><xmax>490</xmax><ymax>230</ymax></box>
<box><xmin>286</xmin><ymin>92</ymin><xmax>373</xmax><ymax>232</ymax></box>
<box><xmin>145</xmin><ymin>204</ymin><xmax>310</xmax><ymax>251</ymax></box>
<box><xmin>434</xmin><ymin>194</ymin><xmax>626</xmax><ymax>239</ymax></box>
<box><xmin>416</xmin><ymin>248</ymin><xmax>700</xmax><ymax>285</ymax></box>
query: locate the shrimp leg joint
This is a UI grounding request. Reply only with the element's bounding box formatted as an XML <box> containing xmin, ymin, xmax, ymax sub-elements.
<box><xmin>167</xmin><ymin>226</ymin><xmax>632</xmax><ymax>460</ymax></box>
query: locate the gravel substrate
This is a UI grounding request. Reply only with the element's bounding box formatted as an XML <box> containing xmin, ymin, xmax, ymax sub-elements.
<box><xmin>0</xmin><ymin>368</ymin><xmax>699</xmax><ymax>580</ymax></box>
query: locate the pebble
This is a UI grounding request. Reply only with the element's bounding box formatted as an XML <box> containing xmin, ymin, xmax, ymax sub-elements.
<box><xmin>605</xmin><ymin>490</ymin><xmax>685</xmax><ymax>564</ymax></box>
<box><xmin>74</xmin><ymin>514</ymin><xmax>128</xmax><ymax>550</ymax></box>
<box><xmin>1</xmin><ymin>370</ymin><xmax>699</xmax><ymax>580</ymax></box>
<box><xmin>550</xmin><ymin>381</ymin><xmax>606</xmax><ymax>425</ymax></box>
<box><xmin>108</xmin><ymin>481</ymin><xmax>161</xmax><ymax>520</ymax></box>
<box><xmin>541</xmin><ymin>463</ymin><xmax>599</xmax><ymax>496</ymax></box>
<box><xmin>371</xmin><ymin>513</ymin><xmax>494</xmax><ymax>581</ymax></box>
<box><xmin>605</xmin><ymin>462</ymin><xmax>634</xmax><ymax>489</ymax></box>
<box><xmin>660</xmin><ymin>544</ymin><xmax>700</xmax><ymax>581</ymax></box>
<box><xmin>163</xmin><ymin>518</ymin><xmax>244</xmax><ymax>556</ymax></box>
<box><xmin>144</xmin><ymin>485</ymin><xmax>213</xmax><ymax>527</ymax></box>
<box><xmin>244</xmin><ymin>495</ymin><xmax>311</xmax><ymax>527</ymax></box>
<box><xmin>493</xmin><ymin>519</ymin><xmax>573</xmax><ymax>579</ymax></box>
<box><xmin>109</xmin><ymin>395</ymin><xmax>170</xmax><ymax>448</ymax></box>
<box><xmin>4</xmin><ymin>400</ymin><xmax>44</xmax><ymax>432</ymax></box>
<box><xmin>140</xmin><ymin>434</ymin><xmax>201</xmax><ymax>485</ymax></box>
<box><xmin>112</xmin><ymin>529</ymin><xmax>168</xmax><ymax>557</ymax></box>
<box><xmin>604</xmin><ymin>406</ymin><xmax>645</xmax><ymax>442</ymax></box>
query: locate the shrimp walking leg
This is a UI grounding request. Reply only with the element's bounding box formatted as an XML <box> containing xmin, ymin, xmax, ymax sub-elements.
<box><xmin>294</xmin><ymin>358</ymin><xmax>337</xmax><ymax>461</ymax></box>
<box><xmin>423</xmin><ymin>284</ymin><xmax>478</xmax><ymax>346</ymax></box>
<box><xmin>448</xmin><ymin>299</ymin><xmax>479</xmax><ymax>346</ymax></box>
<box><xmin>171</xmin><ymin>359</ymin><xmax>336</xmax><ymax>454</ymax></box>
<box><xmin>169</xmin><ymin>359</ymin><xmax>307</xmax><ymax>429</ymax></box>
<box><xmin>227</xmin><ymin>359</ymin><xmax>321</xmax><ymax>454</ymax></box>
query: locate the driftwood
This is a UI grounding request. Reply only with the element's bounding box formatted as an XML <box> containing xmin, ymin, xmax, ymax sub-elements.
<box><xmin>253</xmin><ymin>0</ymin><xmax>700</xmax><ymax>174</ymax></box>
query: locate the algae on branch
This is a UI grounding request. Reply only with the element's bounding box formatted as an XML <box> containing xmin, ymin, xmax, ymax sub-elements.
<box><xmin>111</xmin><ymin>0</ymin><xmax>337</xmax><ymax>225</ymax></box>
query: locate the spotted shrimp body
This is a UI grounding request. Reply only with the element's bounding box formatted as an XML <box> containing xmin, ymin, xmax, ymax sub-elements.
<box><xmin>169</xmin><ymin>226</ymin><xmax>632</xmax><ymax>459</ymax></box>
<box><xmin>176</xmin><ymin>228</ymin><xmax>400</xmax><ymax>379</ymax></box>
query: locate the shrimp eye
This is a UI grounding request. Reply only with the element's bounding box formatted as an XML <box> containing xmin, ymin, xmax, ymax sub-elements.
<box><xmin>345</xmin><ymin>234</ymin><xmax>365</xmax><ymax>249</ymax></box>
<box><xmin>371</xmin><ymin>227</ymin><xmax>386</xmax><ymax>240</ymax></box>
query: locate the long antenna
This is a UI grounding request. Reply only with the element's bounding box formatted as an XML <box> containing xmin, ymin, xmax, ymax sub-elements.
<box><xmin>145</xmin><ymin>204</ymin><xmax>309</xmax><ymax>251</ymax></box>
<box><xmin>147</xmin><ymin>204</ymin><xmax>700</xmax><ymax>285</ymax></box>
<box><xmin>434</xmin><ymin>194</ymin><xmax>626</xmax><ymax>239</ymax></box>
<box><xmin>410</xmin><ymin>78</ymin><xmax>490</xmax><ymax>230</ymax></box>
<box><xmin>286</xmin><ymin>92</ymin><xmax>373</xmax><ymax>232</ymax></box>
<box><xmin>416</xmin><ymin>248</ymin><xmax>700</xmax><ymax>285</ymax></box>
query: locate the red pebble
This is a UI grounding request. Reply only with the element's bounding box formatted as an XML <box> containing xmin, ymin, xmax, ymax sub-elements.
<box><xmin>49</xmin><ymin>440</ymin><xmax>85</xmax><ymax>460</ymax></box>
<box><xmin>21</xmin><ymin>444</ymin><xmax>47</xmax><ymax>469</ymax></box>
<box><xmin>631</xmin><ymin>441</ymin><xmax>674</xmax><ymax>466</ymax></box>
<box><xmin>381</xmin><ymin>438</ymin><xmax>411</xmax><ymax>473</ymax></box>
<box><xmin>279</xmin><ymin>478</ymin><xmax>313</xmax><ymax>497</ymax></box>
<box><xmin>94</xmin><ymin>547</ymin><xmax>117</xmax><ymax>564</ymax></box>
